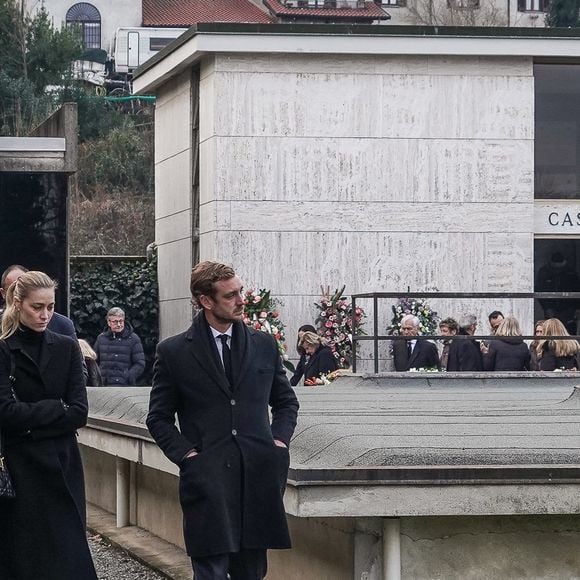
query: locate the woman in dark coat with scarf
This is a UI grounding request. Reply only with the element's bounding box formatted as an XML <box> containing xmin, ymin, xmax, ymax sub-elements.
<box><xmin>0</xmin><ymin>271</ymin><xmax>97</xmax><ymax>580</ymax></box>
<box><xmin>482</xmin><ymin>316</ymin><xmax>531</xmax><ymax>371</ymax></box>
<box><xmin>301</xmin><ymin>331</ymin><xmax>338</xmax><ymax>384</ymax></box>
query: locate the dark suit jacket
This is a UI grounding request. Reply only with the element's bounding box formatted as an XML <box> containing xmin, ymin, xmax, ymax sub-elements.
<box><xmin>393</xmin><ymin>338</ymin><xmax>440</xmax><ymax>371</ymax></box>
<box><xmin>48</xmin><ymin>312</ymin><xmax>76</xmax><ymax>338</ymax></box>
<box><xmin>147</xmin><ymin>312</ymin><xmax>299</xmax><ymax>558</ymax></box>
<box><xmin>303</xmin><ymin>345</ymin><xmax>338</xmax><ymax>382</ymax></box>
<box><xmin>446</xmin><ymin>336</ymin><xmax>483</xmax><ymax>371</ymax></box>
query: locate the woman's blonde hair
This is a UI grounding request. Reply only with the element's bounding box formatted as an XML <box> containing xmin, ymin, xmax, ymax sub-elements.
<box><xmin>299</xmin><ymin>331</ymin><xmax>328</xmax><ymax>349</ymax></box>
<box><xmin>78</xmin><ymin>339</ymin><xmax>97</xmax><ymax>360</ymax></box>
<box><xmin>0</xmin><ymin>271</ymin><xmax>57</xmax><ymax>339</ymax></box>
<box><xmin>537</xmin><ymin>318</ymin><xmax>580</xmax><ymax>358</ymax></box>
<box><xmin>495</xmin><ymin>316</ymin><xmax>522</xmax><ymax>337</ymax></box>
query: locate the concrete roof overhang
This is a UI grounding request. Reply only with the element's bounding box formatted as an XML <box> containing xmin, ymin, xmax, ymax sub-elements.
<box><xmin>133</xmin><ymin>22</ymin><xmax>580</xmax><ymax>94</ymax></box>
<box><xmin>0</xmin><ymin>136</ymin><xmax>68</xmax><ymax>172</ymax></box>
<box><xmin>85</xmin><ymin>376</ymin><xmax>580</xmax><ymax>518</ymax></box>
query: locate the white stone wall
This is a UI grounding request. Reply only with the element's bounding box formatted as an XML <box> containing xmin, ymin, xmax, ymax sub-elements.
<box><xmin>190</xmin><ymin>53</ymin><xmax>535</xmax><ymax>367</ymax></box>
<box><xmin>155</xmin><ymin>69</ymin><xmax>195</xmax><ymax>339</ymax></box>
<box><xmin>26</xmin><ymin>0</ymin><xmax>141</xmax><ymax>54</ymax></box>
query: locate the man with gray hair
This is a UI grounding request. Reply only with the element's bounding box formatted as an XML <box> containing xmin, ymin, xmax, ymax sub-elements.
<box><xmin>393</xmin><ymin>314</ymin><xmax>440</xmax><ymax>371</ymax></box>
<box><xmin>94</xmin><ymin>306</ymin><xmax>145</xmax><ymax>385</ymax></box>
<box><xmin>446</xmin><ymin>314</ymin><xmax>483</xmax><ymax>372</ymax></box>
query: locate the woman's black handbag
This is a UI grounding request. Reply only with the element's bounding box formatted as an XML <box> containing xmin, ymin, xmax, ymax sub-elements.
<box><xmin>0</xmin><ymin>437</ymin><xmax>15</xmax><ymax>499</ymax></box>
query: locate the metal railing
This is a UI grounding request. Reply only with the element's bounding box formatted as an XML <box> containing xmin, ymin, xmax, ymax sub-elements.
<box><xmin>351</xmin><ymin>291</ymin><xmax>580</xmax><ymax>373</ymax></box>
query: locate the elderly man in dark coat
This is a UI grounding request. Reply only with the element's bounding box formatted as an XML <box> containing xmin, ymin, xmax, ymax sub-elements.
<box><xmin>393</xmin><ymin>314</ymin><xmax>440</xmax><ymax>371</ymax></box>
<box><xmin>147</xmin><ymin>261</ymin><xmax>299</xmax><ymax>580</ymax></box>
<box><xmin>94</xmin><ymin>307</ymin><xmax>145</xmax><ymax>385</ymax></box>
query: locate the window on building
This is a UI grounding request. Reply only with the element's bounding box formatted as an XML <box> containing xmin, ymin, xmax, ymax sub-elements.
<box><xmin>149</xmin><ymin>38</ymin><xmax>176</xmax><ymax>52</ymax></box>
<box><xmin>66</xmin><ymin>3</ymin><xmax>101</xmax><ymax>49</ymax></box>
<box><xmin>535</xmin><ymin>64</ymin><xmax>580</xmax><ymax>199</ymax></box>
<box><xmin>376</xmin><ymin>0</ymin><xmax>406</xmax><ymax>6</ymax></box>
<box><xmin>518</xmin><ymin>0</ymin><xmax>549</xmax><ymax>11</ymax></box>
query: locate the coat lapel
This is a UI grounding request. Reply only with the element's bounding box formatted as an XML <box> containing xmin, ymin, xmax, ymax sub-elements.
<box><xmin>231</xmin><ymin>322</ymin><xmax>252</xmax><ymax>391</ymax></box>
<box><xmin>187</xmin><ymin>312</ymin><xmax>232</xmax><ymax>397</ymax></box>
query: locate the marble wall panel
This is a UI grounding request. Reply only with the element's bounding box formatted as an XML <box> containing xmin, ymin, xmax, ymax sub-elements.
<box><xmin>213</xmin><ymin>72</ymin><xmax>383</xmax><ymax>138</ymax></box>
<box><xmin>211</xmin><ymin>137</ymin><xmax>532</xmax><ymax>203</ymax></box>
<box><xmin>209</xmin><ymin>230</ymin><xmax>524</xmax><ymax>296</ymax></box>
<box><xmin>199</xmin><ymin>138</ymin><xmax>216</xmax><ymax>207</ymax></box>
<box><xmin>155</xmin><ymin>72</ymin><xmax>192</xmax><ymax>163</ymax></box>
<box><xmin>159</xmin><ymin>299</ymin><xmax>194</xmax><ymax>339</ymax></box>
<box><xmin>381</xmin><ymin>75</ymin><xmax>533</xmax><ymax>140</ymax></box>
<box><xmin>226</xmin><ymin>201</ymin><xmax>531</xmax><ymax>234</ymax></box>
<box><xmin>156</xmin><ymin>210</ymin><xmax>191</xmax><ymax>246</ymax></box>
<box><xmin>157</xmin><ymin>239</ymin><xmax>192</xmax><ymax>302</ymax></box>
<box><xmin>200</xmin><ymin>62</ymin><xmax>216</xmax><ymax>144</ymax></box>
<box><xmin>214</xmin><ymin>54</ymin><xmax>532</xmax><ymax>78</ymax></box>
<box><xmin>155</xmin><ymin>150</ymin><xmax>191</xmax><ymax>219</ymax></box>
<box><xmin>199</xmin><ymin>200</ymin><xmax>231</xmax><ymax>234</ymax></box>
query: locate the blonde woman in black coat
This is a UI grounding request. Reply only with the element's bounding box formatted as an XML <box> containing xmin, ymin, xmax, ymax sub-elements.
<box><xmin>482</xmin><ymin>316</ymin><xmax>531</xmax><ymax>371</ymax></box>
<box><xmin>0</xmin><ymin>271</ymin><xmax>97</xmax><ymax>580</ymax></box>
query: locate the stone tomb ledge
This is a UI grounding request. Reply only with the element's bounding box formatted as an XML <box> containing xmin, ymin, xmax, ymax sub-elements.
<box><xmin>83</xmin><ymin>374</ymin><xmax>580</xmax><ymax>519</ymax></box>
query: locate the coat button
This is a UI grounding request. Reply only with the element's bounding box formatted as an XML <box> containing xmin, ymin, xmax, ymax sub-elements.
<box><xmin>230</xmin><ymin>399</ymin><xmax>236</xmax><ymax>406</ymax></box>
<box><xmin>232</xmin><ymin>429</ymin><xmax>237</xmax><ymax>436</ymax></box>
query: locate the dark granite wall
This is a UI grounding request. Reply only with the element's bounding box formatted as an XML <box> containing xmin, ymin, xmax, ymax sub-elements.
<box><xmin>0</xmin><ymin>172</ymin><xmax>68</xmax><ymax>314</ymax></box>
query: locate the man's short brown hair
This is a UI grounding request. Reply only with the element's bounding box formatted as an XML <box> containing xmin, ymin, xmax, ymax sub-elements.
<box><xmin>190</xmin><ymin>261</ymin><xmax>236</xmax><ymax>308</ymax></box>
<box><xmin>439</xmin><ymin>317</ymin><xmax>459</xmax><ymax>333</ymax></box>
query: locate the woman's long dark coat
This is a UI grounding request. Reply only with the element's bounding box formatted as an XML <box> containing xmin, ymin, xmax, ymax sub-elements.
<box><xmin>0</xmin><ymin>330</ymin><xmax>96</xmax><ymax>580</ymax></box>
<box><xmin>147</xmin><ymin>313</ymin><xmax>299</xmax><ymax>558</ymax></box>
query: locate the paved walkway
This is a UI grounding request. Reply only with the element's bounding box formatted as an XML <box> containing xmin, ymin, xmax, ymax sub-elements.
<box><xmin>88</xmin><ymin>504</ymin><xmax>191</xmax><ymax>580</ymax></box>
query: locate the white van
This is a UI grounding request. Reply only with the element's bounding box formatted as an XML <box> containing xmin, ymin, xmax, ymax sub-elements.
<box><xmin>113</xmin><ymin>27</ymin><xmax>187</xmax><ymax>75</ymax></box>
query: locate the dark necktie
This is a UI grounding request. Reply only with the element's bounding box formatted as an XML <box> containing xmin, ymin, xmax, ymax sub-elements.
<box><xmin>218</xmin><ymin>334</ymin><xmax>233</xmax><ymax>387</ymax></box>
<box><xmin>407</xmin><ymin>341</ymin><xmax>413</xmax><ymax>358</ymax></box>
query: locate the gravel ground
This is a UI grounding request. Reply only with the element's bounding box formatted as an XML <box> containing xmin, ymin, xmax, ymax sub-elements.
<box><xmin>89</xmin><ymin>534</ymin><xmax>169</xmax><ymax>580</ymax></box>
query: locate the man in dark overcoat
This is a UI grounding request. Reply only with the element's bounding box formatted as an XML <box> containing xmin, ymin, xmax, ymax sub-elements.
<box><xmin>146</xmin><ymin>261</ymin><xmax>299</xmax><ymax>580</ymax></box>
<box><xmin>393</xmin><ymin>314</ymin><xmax>440</xmax><ymax>371</ymax></box>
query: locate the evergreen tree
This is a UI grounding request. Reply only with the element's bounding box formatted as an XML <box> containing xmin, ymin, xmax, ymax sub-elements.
<box><xmin>546</xmin><ymin>0</ymin><xmax>580</xmax><ymax>27</ymax></box>
<box><xmin>0</xmin><ymin>0</ymin><xmax>81</xmax><ymax>135</ymax></box>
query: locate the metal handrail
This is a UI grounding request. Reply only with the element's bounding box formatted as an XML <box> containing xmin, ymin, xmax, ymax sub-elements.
<box><xmin>351</xmin><ymin>291</ymin><xmax>580</xmax><ymax>373</ymax></box>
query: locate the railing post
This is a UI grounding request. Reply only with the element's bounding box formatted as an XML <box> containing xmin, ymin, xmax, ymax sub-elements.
<box><xmin>373</xmin><ymin>295</ymin><xmax>379</xmax><ymax>374</ymax></box>
<box><xmin>383</xmin><ymin>518</ymin><xmax>401</xmax><ymax>580</ymax></box>
<box><xmin>352</xmin><ymin>295</ymin><xmax>357</xmax><ymax>373</ymax></box>
<box><xmin>116</xmin><ymin>457</ymin><xmax>131</xmax><ymax>528</ymax></box>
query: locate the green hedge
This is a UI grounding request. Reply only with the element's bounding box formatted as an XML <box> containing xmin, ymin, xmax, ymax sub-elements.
<box><xmin>70</xmin><ymin>254</ymin><xmax>159</xmax><ymax>384</ymax></box>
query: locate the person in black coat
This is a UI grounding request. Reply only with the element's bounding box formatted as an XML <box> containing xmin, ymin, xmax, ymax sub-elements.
<box><xmin>447</xmin><ymin>314</ymin><xmax>483</xmax><ymax>372</ymax></box>
<box><xmin>0</xmin><ymin>271</ymin><xmax>96</xmax><ymax>580</ymax></box>
<box><xmin>482</xmin><ymin>316</ymin><xmax>531</xmax><ymax>371</ymax></box>
<box><xmin>147</xmin><ymin>261</ymin><xmax>299</xmax><ymax>580</ymax></box>
<box><xmin>289</xmin><ymin>324</ymin><xmax>316</xmax><ymax>386</ymax></box>
<box><xmin>94</xmin><ymin>307</ymin><xmax>145</xmax><ymax>385</ymax></box>
<box><xmin>300</xmin><ymin>331</ymin><xmax>339</xmax><ymax>383</ymax></box>
<box><xmin>392</xmin><ymin>314</ymin><xmax>440</xmax><ymax>372</ymax></box>
<box><xmin>537</xmin><ymin>318</ymin><xmax>580</xmax><ymax>371</ymax></box>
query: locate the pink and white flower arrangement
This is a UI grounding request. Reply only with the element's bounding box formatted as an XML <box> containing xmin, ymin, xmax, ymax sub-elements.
<box><xmin>314</xmin><ymin>286</ymin><xmax>366</xmax><ymax>369</ymax></box>
<box><xmin>243</xmin><ymin>288</ymin><xmax>295</xmax><ymax>372</ymax></box>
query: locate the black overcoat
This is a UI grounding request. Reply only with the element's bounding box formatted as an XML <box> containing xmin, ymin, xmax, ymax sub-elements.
<box><xmin>0</xmin><ymin>330</ymin><xmax>96</xmax><ymax>580</ymax></box>
<box><xmin>393</xmin><ymin>339</ymin><xmax>440</xmax><ymax>371</ymax></box>
<box><xmin>447</xmin><ymin>337</ymin><xmax>483</xmax><ymax>371</ymax></box>
<box><xmin>147</xmin><ymin>313</ymin><xmax>299</xmax><ymax>558</ymax></box>
<box><xmin>482</xmin><ymin>338</ymin><xmax>531</xmax><ymax>371</ymax></box>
